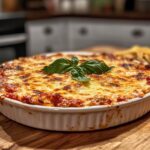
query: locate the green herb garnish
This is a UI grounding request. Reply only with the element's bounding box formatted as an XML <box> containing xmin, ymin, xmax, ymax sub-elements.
<box><xmin>43</xmin><ymin>56</ymin><xmax>113</xmax><ymax>82</ymax></box>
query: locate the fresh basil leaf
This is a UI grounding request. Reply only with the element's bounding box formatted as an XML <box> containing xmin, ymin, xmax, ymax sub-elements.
<box><xmin>80</xmin><ymin>60</ymin><xmax>112</xmax><ymax>74</ymax></box>
<box><xmin>43</xmin><ymin>56</ymin><xmax>113</xmax><ymax>83</ymax></box>
<box><xmin>71</xmin><ymin>56</ymin><xmax>79</xmax><ymax>66</ymax></box>
<box><xmin>43</xmin><ymin>58</ymin><xmax>72</xmax><ymax>74</ymax></box>
<box><xmin>71</xmin><ymin>67</ymin><xmax>90</xmax><ymax>82</ymax></box>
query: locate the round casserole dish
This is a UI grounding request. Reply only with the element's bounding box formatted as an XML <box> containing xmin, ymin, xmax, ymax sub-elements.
<box><xmin>0</xmin><ymin>52</ymin><xmax>150</xmax><ymax>131</ymax></box>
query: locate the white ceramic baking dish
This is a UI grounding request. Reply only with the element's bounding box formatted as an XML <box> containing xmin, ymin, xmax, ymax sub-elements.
<box><xmin>0</xmin><ymin>52</ymin><xmax>150</xmax><ymax>131</ymax></box>
<box><xmin>0</xmin><ymin>94</ymin><xmax>150</xmax><ymax>131</ymax></box>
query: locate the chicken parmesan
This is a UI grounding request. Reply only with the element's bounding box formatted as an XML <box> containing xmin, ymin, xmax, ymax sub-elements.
<box><xmin>0</xmin><ymin>46</ymin><xmax>150</xmax><ymax>107</ymax></box>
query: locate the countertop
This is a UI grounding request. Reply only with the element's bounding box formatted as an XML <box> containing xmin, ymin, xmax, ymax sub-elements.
<box><xmin>26</xmin><ymin>11</ymin><xmax>150</xmax><ymax>21</ymax></box>
<box><xmin>0</xmin><ymin>11</ymin><xmax>149</xmax><ymax>22</ymax></box>
<box><xmin>0</xmin><ymin>12</ymin><xmax>25</xmax><ymax>20</ymax></box>
<box><xmin>1</xmin><ymin>112</ymin><xmax>150</xmax><ymax>150</ymax></box>
<box><xmin>0</xmin><ymin>46</ymin><xmax>150</xmax><ymax>150</ymax></box>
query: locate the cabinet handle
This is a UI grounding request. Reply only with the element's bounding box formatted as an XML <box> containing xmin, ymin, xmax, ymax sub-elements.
<box><xmin>132</xmin><ymin>29</ymin><xmax>144</xmax><ymax>38</ymax></box>
<box><xmin>44</xmin><ymin>27</ymin><xmax>53</xmax><ymax>35</ymax></box>
<box><xmin>79</xmin><ymin>27</ymin><xmax>88</xmax><ymax>36</ymax></box>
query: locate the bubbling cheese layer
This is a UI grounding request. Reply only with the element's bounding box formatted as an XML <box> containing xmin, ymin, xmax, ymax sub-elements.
<box><xmin>0</xmin><ymin>47</ymin><xmax>150</xmax><ymax>107</ymax></box>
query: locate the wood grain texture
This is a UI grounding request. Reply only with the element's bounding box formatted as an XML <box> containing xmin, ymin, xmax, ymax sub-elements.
<box><xmin>0</xmin><ymin>46</ymin><xmax>150</xmax><ymax>150</ymax></box>
<box><xmin>1</xmin><ymin>112</ymin><xmax>150</xmax><ymax>150</ymax></box>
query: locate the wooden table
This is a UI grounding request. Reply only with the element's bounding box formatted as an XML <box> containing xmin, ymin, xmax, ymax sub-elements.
<box><xmin>1</xmin><ymin>112</ymin><xmax>150</xmax><ymax>150</ymax></box>
<box><xmin>1</xmin><ymin>46</ymin><xmax>150</xmax><ymax>150</ymax></box>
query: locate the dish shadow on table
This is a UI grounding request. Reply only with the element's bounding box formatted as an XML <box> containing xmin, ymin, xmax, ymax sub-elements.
<box><xmin>1</xmin><ymin>112</ymin><xmax>150</xmax><ymax>149</ymax></box>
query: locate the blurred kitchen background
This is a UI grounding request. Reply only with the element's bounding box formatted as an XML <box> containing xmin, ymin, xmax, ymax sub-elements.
<box><xmin>0</xmin><ymin>0</ymin><xmax>150</xmax><ymax>62</ymax></box>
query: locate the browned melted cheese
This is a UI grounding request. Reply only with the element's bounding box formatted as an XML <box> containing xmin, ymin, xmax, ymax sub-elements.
<box><xmin>0</xmin><ymin>46</ymin><xmax>150</xmax><ymax>107</ymax></box>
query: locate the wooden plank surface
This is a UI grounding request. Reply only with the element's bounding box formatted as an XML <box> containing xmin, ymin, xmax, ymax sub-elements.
<box><xmin>1</xmin><ymin>46</ymin><xmax>150</xmax><ymax>150</ymax></box>
<box><xmin>1</xmin><ymin>112</ymin><xmax>150</xmax><ymax>150</ymax></box>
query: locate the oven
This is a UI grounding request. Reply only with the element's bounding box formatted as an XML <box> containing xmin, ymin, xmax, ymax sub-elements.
<box><xmin>0</xmin><ymin>12</ymin><xmax>26</xmax><ymax>62</ymax></box>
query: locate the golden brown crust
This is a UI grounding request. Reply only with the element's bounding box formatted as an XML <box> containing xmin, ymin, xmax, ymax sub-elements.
<box><xmin>0</xmin><ymin>46</ymin><xmax>150</xmax><ymax>107</ymax></box>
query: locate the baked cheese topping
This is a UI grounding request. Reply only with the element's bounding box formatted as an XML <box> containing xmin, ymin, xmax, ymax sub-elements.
<box><xmin>0</xmin><ymin>46</ymin><xmax>150</xmax><ymax>107</ymax></box>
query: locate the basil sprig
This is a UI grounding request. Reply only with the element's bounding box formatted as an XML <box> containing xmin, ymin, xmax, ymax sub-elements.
<box><xmin>43</xmin><ymin>57</ymin><xmax>113</xmax><ymax>82</ymax></box>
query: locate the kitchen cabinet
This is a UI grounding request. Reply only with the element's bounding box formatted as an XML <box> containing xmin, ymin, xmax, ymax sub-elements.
<box><xmin>68</xmin><ymin>19</ymin><xmax>150</xmax><ymax>50</ymax></box>
<box><xmin>27</xmin><ymin>18</ymin><xmax>150</xmax><ymax>55</ymax></box>
<box><xmin>27</xmin><ymin>19</ymin><xmax>68</xmax><ymax>55</ymax></box>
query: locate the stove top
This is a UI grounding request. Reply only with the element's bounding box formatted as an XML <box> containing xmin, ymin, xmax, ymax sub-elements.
<box><xmin>0</xmin><ymin>12</ymin><xmax>26</xmax><ymax>20</ymax></box>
